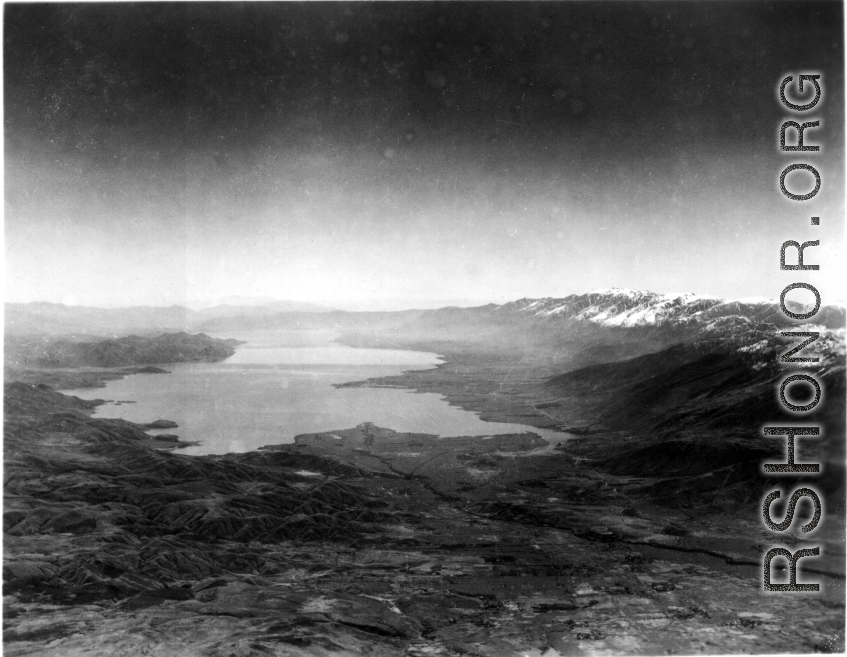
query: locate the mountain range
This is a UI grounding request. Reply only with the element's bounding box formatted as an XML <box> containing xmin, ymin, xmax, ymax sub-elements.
<box><xmin>5</xmin><ymin>332</ymin><xmax>242</xmax><ymax>370</ymax></box>
<box><xmin>3</xmin><ymin>299</ymin><xmax>333</xmax><ymax>336</ymax></box>
<box><xmin>496</xmin><ymin>288</ymin><xmax>844</xmax><ymax>330</ymax></box>
<box><xmin>7</xmin><ymin>288</ymin><xmax>845</xmax><ymax>340</ymax></box>
<box><xmin>4</xmin><ymin>287</ymin><xmax>844</xmax><ymax>655</ymax></box>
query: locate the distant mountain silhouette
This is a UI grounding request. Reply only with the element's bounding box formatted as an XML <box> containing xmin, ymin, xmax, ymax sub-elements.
<box><xmin>5</xmin><ymin>299</ymin><xmax>332</xmax><ymax>336</ymax></box>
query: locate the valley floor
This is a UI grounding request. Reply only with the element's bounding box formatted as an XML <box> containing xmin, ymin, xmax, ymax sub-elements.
<box><xmin>3</xmin><ymin>378</ymin><xmax>844</xmax><ymax>656</ymax></box>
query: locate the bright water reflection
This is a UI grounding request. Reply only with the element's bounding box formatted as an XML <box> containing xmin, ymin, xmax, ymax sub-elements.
<box><xmin>62</xmin><ymin>329</ymin><xmax>566</xmax><ymax>455</ymax></box>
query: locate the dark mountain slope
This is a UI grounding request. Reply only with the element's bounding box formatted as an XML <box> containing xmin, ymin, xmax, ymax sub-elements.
<box><xmin>6</xmin><ymin>332</ymin><xmax>242</xmax><ymax>370</ymax></box>
<box><xmin>547</xmin><ymin>341</ymin><xmax>845</xmax><ymax>511</ymax></box>
<box><xmin>333</xmin><ymin>290</ymin><xmax>844</xmax><ymax>519</ymax></box>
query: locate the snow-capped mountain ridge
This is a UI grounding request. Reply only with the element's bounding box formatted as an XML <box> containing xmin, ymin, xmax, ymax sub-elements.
<box><xmin>493</xmin><ymin>288</ymin><xmax>844</xmax><ymax>331</ymax></box>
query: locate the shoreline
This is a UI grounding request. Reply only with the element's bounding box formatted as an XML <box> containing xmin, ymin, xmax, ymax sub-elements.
<box><xmin>41</xmin><ymin>333</ymin><xmax>572</xmax><ymax>455</ymax></box>
<box><xmin>5</xmin><ymin>382</ymin><xmax>843</xmax><ymax>655</ymax></box>
<box><xmin>4</xmin><ymin>326</ymin><xmax>844</xmax><ymax>654</ymax></box>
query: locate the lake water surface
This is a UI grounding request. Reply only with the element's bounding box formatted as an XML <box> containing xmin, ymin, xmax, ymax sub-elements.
<box><xmin>62</xmin><ymin>329</ymin><xmax>566</xmax><ymax>455</ymax></box>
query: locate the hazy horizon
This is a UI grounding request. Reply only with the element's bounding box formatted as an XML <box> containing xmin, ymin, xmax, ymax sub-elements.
<box><xmin>5</xmin><ymin>2</ymin><xmax>845</xmax><ymax>311</ymax></box>
<box><xmin>7</xmin><ymin>285</ymin><xmax>847</xmax><ymax>314</ymax></box>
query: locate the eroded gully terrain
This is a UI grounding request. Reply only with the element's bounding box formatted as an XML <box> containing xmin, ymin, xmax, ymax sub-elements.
<box><xmin>3</xmin><ymin>364</ymin><xmax>844</xmax><ymax>655</ymax></box>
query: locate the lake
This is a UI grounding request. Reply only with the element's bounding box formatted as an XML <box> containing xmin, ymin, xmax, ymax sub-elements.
<box><xmin>62</xmin><ymin>329</ymin><xmax>567</xmax><ymax>455</ymax></box>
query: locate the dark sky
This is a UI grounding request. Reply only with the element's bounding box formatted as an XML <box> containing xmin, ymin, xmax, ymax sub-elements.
<box><xmin>4</xmin><ymin>1</ymin><xmax>844</xmax><ymax>308</ymax></box>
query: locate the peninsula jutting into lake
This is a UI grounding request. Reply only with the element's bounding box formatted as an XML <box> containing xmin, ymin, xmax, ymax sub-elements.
<box><xmin>4</xmin><ymin>291</ymin><xmax>845</xmax><ymax>654</ymax></box>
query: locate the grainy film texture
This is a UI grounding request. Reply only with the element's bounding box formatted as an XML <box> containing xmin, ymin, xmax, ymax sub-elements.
<box><xmin>3</xmin><ymin>2</ymin><xmax>845</xmax><ymax>655</ymax></box>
